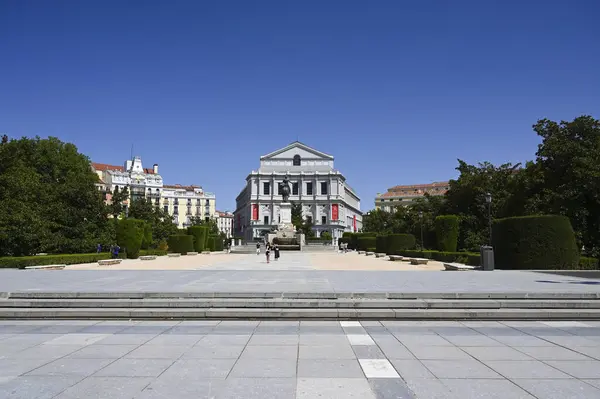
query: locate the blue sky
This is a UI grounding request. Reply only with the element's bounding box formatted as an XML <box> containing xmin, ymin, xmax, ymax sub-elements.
<box><xmin>1</xmin><ymin>0</ymin><xmax>599</xmax><ymax>211</ymax></box>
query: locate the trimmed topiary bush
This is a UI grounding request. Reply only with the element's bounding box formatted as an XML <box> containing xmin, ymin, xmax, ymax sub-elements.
<box><xmin>187</xmin><ymin>226</ymin><xmax>209</xmax><ymax>252</ymax></box>
<box><xmin>206</xmin><ymin>236</ymin><xmax>216</xmax><ymax>251</ymax></box>
<box><xmin>386</xmin><ymin>234</ymin><xmax>417</xmax><ymax>255</ymax></box>
<box><xmin>357</xmin><ymin>236</ymin><xmax>377</xmax><ymax>251</ymax></box>
<box><xmin>376</xmin><ymin>235</ymin><xmax>388</xmax><ymax>253</ymax></box>
<box><xmin>116</xmin><ymin>219</ymin><xmax>145</xmax><ymax>259</ymax></box>
<box><xmin>167</xmin><ymin>235</ymin><xmax>194</xmax><ymax>254</ymax></box>
<box><xmin>435</xmin><ymin>215</ymin><xmax>459</xmax><ymax>252</ymax></box>
<box><xmin>492</xmin><ymin>215</ymin><xmax>580</xmax><ymax>270</ymax></box>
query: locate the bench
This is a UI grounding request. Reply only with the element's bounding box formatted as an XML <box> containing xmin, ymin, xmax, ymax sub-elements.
<box><xmin>201</xmin><ymin>251</ymin><xmax>211</xmax><ymax>254</ymax></box>
<box><xmin>98</xmin><ymin>259</ymin><xmax>122</xmax><ymax>266</ymax></box>
<box><xmin>139</xmin><ymin>256</ymin><xmax>157</xmax><ymax>261</ymax></box>
<box><xmin>167</xmin><ymin>253</ymin><xmax>181</xmax><ymax>258</ymax></box>
<box><xmin>365</xmin><ymin>252</ymin><xmax>374</xmax><ymax>256</ymax></box>
<box><xmin>444</xmin><ymin>262</ymin><xmax>480</xmax><ymax>271</ymax></box>
<box><xmin>186</xmin><ymin>252</ymin><xmax>199</xmax><ymax>256</ymax></box>
<box><xmin>388</xmin><ymin>255</ymin><xmax>403</xmax><ymax>261</ymax></box>
<box><xmin>357</xmin><ymin>251</ymin><xmax>365</xmax><ymax>255</ymax></box>
<box><xmin>375</xmin><ymin>253</ymin><xmax>387</xmax><ymax>258</ymax></box>
<box><xmin>25</xmin><ymin>264</ymin><xmax>65</xmax><ymax>270</ymax></box>
<box><xmin>409</xmin><ymin>258</ymin><xmax>429</xmax><ymax>265</ymax></box>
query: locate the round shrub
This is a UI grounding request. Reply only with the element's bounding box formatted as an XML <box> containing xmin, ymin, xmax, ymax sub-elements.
<box><xmin>492</xmin><ymin>215</ymin><xmax>579</xmax><ymax>270</ymax></box>
<box><xmin>435</xmin><ymin>215</ymin><xmax>459</xmax><ymax>252</ymax></box>
<box><xmin>116</xmin><ymin>218</ymin><xmax>145</xmax><ymax>259</ymax></box>
<box><xmin>167</xmin><ymin>234</ymin><xmax>194</xmax><ymax>254</ymax></box>
<box><xmin>376</xmin><ymin>235</ymin><xmax>388</xmax><ymax>253</ymax></box>
<box><xmin>386</xmin><ymin>234</ymin><xmax>416</xmax><ymax>255</ymax></box>
<box><xmin>187</xmin><ymin>226</ymin><xmax>209</xmax><ymax>252</ymax></box>
<box><xmin>357</xmin><ymin>236</ymin><xmax>376</xmax><ymax>251</ymax></box>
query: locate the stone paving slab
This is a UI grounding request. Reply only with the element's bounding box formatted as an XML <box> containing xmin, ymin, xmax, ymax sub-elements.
<box><xmin>2</xmin><ymin>320</ymin><xmax>600</xmax><ymax>398</ymax></box>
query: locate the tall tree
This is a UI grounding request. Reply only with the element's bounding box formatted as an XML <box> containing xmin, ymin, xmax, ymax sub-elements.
<box><xmin>533</xmin><ymin>115</ymin><xmax>600</xmax><ymax>256</ymax></box>
<box><xmin>0</xmin><ymin>136</ymin><xmax>109</xmax><ymax>255</ymax></box>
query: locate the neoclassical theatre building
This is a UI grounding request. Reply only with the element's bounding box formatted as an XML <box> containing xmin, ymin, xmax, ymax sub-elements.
<box><xmin>234</xmin><ymin>142</ymin><xmax>363</xmax><ymax>242</ymax></box>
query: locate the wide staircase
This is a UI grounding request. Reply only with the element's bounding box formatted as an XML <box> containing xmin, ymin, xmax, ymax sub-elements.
<box><xmin>1</xmin><ymin>291</ymin><xmax>599</xmax><ymax>320</ymax></box>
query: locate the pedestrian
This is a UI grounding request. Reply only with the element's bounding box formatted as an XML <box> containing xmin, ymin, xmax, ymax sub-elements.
<box><xmin>97</xmin><ymin>243</ymin><xmax>102</xmax><ymax>253</ymax></box>
<box><xmin>256</xmin><ymin>242</ymin><xmax>260</xmax><ymax>255</ymax></box>
<box><xmin>227</xmin><ymin>241</ymin><xmax>231</xmax><ymax>254</ymax></box>
<box><xmin>274</xmin><ymin>244</ymin><xmax>280</xmax><ymax>261</ymax></box>
<box><xmin>112</xmin><ymin>244</ymin><xmax>120</xmax><ymax>259</ymax></box>
<box><xmin>265</xmin><ymin>243</ymin><xmax>271</xmax><ymax>263</ymax></box>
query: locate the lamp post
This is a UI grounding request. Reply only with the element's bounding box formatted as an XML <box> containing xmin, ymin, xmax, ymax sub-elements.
<box><xmin>419</xmin><ymin>211</ymin><xmax>424</xmax><ymax>250</ymax></box>
<box><xmin>485</xmin><ymin>193</ymin><xmax>492</xmax><ymax>246</ymax></box>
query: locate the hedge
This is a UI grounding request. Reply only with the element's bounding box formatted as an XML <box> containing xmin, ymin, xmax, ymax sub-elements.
<box><xmin>357</xmin><ymin>236</ymin><xmax>376</xmax><ymax>251</ymax></box>
<box><xmin>386</xmin><ymin>234</ymin><xmax>416</xmax><ymax>254</ymax></box>
<box><xmin>395</xmin><ymin>250</ymin><xmax>480</xmax><ymax>266</ymax></box>
<box><xmin>211</xmin><ymin>235</ymin><xmax>224</xmax><ymax>251</ymax></box>
<box><xmin>187</xmin><ymin>226</ymin><xmax>209</xmax><ymax>252</ymax></box>
<box><xmin>0</xmin><ymin>253</ymin><xmax>112</xmax><ymax>269</ymax></box>
<box><xmin>116</xmin><ymin>218</ymin><xmax>145</xmax><ymax>259</ymax></box>
<box><xmin>141</xmin><ymin>223</ymin><xmax>152</xmax><ymax>250</ymax></box>
<box><xmin>492</xmin><ymin>215</ymin><xmax>580</xmax><ymax>270</ymax></box>
<box><xmin>167</xmin><ymin>235</ymin><xmax>194</xmax><ymax>254</ymax></box>
<box><xmin>579</xmin><ymin>257</ymin><xmax>599</xmax><ymax>270</ymax></box>
<box><xmin>376</xmin><ymin>235</ymin><xmax>388</xmax><ymax>253</ymax></box>
<box><xmin>338</xmin><ymin>237</ymin><xmax>351</xmax><ymax>247</ymax></box>
<box><xmin>435</xmin><ymin>215</ymin><xmax>459</xmax><ymax>252</ymax></box>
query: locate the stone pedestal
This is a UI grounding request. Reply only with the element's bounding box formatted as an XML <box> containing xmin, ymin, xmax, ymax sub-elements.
<box><xmin>266</xmin><ymin>202</ymin><xmax>304</xmax><ymax>249</ymax></box>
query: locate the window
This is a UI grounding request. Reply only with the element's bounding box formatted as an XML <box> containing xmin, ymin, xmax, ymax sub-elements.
<box><xmin>293</xmin><ymin>155</ymin><xmax>301</xmax><ymax>166</ymax></box>
<box><xmin>322</xmin><ymin>215</ymin><xmax>327</xmax><ymax>225</ymax></box>
<box><xmin>173</xmin><ymin>206</ymin><xmax>178</xmax><ymax>215</ymax></box>
<box><xmin>321</xmin><ymin>182</ymin><xmax>328</xmax><ymax>195</ymax></box>
<box><xmin>306</xmin><ymin>182</ymin><xmax>313</xmax><ymax>195</ymax></box>
<box><xmin>205</xmin><ymin>217</ymin><xmax>209</xmax><ymax>222</ymax></box>
<box><xmin>263</xmin><ymin>182</ymin><xmax>270</xmax><ymax>195</ymax></box>
<box><xmin>205</xmin><ymin>199</ymin><xmax>210</xmax><ymax>206</ymax></box>
<box><xmin>263</xmin><ymin>215</ymin><xmax>269</xmax><ymax>225</ymax></box>
<box><xmin>306</xmin><ymin>215</ymin><xmax>312</xmax><ymax>224</ymax></box>
<box><xmin>292</xmin><ymin>182</ymin><xmax>299</xmax><ymax>195</ymax></box>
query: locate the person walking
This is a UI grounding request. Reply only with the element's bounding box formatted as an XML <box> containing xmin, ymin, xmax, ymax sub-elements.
<box><xmin>265</xmin><ymin>243</ymin><xmax>271</xmax><ymax>264</ymax></box>
<box><xmin>256</xmin><ymin>242</ymin><xmax>261</xmax><ymax>255</ymax></box>
<box><xmin>112</xmin><ymin>244</ymin><xmax>120</xmax><ymax>259</ymax></box>
<box><xmin>274</xmin><ymin>244</ymin><xmax>280</xmax><ymax>261</ymax></box>
<box><xmin>97</xmin><ymin>243</ymin><xmax>102</xmax><ymax>254</ymax></box>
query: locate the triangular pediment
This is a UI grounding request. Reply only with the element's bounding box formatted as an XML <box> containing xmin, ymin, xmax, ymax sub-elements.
<box><xmin>260</xmin><ymin>141</ymin><xmax>333</xmax><ymax>161</ymax></box>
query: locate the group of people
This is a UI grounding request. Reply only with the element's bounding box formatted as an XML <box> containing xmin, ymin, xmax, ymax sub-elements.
<box><xmin>256</xmin><ymin>242</ymin><xmax>280</xmax><ymax>263</ymax></box>
<box><xmin>97</xmin><ymin>243</ymin><xmax>122</xmax><ymax>259</ymax></box>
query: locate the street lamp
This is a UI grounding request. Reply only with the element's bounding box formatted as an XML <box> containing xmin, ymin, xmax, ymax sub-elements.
<box><xmin>419</xmin><ymin>211</ymin><xmax>424</xmax><ymax>250</ymax></box>
<box><xmin>485</xmin><ymin>193</ymin><xmax>492</xmax><ymax>246</ymax></box>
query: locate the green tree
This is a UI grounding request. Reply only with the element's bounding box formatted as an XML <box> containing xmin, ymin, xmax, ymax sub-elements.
<box><xmin>291</xmin><ymin>202</ymin><xmax>303</xmax><ymax>231</ymax></box>
<box><xmin>0</xmin><ymin>136</ymin><xmax>109</xmax><ymax>256</ymax></box>
<box><xmin>532</xmin><ymin>116</ymin><xmax>600</xmax><ymax>256</ymax></box>
<box><xmin>128</xmin><ymin>197</ymin><xmax>178</xmax><ymax>246</ymax></box>
<box><xmin>108</xmin><ymin>186</ymin><xmax>129</xmax><ymax>218</ymax></box>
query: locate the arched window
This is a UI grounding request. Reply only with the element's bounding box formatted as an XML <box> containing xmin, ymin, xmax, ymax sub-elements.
<box><xmin>293</xmin><ymin>155</ymin><xmax>301</xmax><ymax>166</ymax></box>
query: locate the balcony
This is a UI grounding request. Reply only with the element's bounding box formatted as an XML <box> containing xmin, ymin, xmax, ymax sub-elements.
<box><xmin>147</xmin><ymin>192</ymin><xmax>160</xmax><ymax>198</ymax></box>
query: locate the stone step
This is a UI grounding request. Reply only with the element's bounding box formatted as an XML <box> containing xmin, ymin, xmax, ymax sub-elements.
<box><xmin>2</xmin><ymin>298</ymin><xmax>600</xmax><ymax>309</ymax></box>
<box><xmin>4</xmin><ymin>291</ymin><xmax>600</xmax><ymax>300</ymax></box>
<box><xmin>1</xmin><ymin>307</ymin><xmax>599</xmax><ymax>320</ymax></box>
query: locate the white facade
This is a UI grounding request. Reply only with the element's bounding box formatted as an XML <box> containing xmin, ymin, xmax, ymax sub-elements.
<box><xmin>92</xmin><ymin>157</ymin><xmax>216</xmax><ymax>228</ymax></box>
<box><xmin>234</xmin><ymin>142</ymin><xmax>363</xmax><ymax>242</ymax></box>
<box><xmin>216</xmin><ymin>211</ymin><xmax>234</xmax><ymax>238</ymax></box>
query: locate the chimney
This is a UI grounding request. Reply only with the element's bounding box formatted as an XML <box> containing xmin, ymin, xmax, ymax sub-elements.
<box><xmin>153</xmin><ymin>164</ymin><xmax>158</xmax><ymax>174</ymax></box>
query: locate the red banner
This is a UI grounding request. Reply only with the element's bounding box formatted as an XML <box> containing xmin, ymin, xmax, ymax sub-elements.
<box><xmin>252</xmin><ymin>204</ymin><xmax>258</xmax><ymax>221</ymax></box>
<box><xmin>353</xmin><ymin>215</ymin><xmax>357</xmax><ymax>232</ymax></box>
<box><xmin>331</xmin><ymin>204</ymin><xmax>339</xmax><ymax>221</ymax></box>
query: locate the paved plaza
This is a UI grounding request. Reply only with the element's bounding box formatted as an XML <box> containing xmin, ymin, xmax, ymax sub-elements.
<box><xmin>2</xmin><ymin>320</ymin><xmax>600</xmax><ymax>398</ymax></box>
<box><xmin>2</xmin><ymin>252</ymin><xmax>600</xmax><ymax>294</ymax></box>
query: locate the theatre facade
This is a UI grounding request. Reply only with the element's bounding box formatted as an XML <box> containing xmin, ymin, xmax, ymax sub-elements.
<box><xmin>234</xmin><ymin>141</ymin><xmax>363</xmax><ymax>243</ymax></box>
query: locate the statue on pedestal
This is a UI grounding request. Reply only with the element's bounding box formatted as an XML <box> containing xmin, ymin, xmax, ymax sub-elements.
<box><xmin>280</xmin><ymin>173</ymin><xmax>291</xmax><ymax>202</ymax></box>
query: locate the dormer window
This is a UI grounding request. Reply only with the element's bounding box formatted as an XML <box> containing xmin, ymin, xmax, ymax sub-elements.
<box><xmin>293</xmin><ymin>155</ymin><xmax>301</xmax><ymax>166</ymax></box>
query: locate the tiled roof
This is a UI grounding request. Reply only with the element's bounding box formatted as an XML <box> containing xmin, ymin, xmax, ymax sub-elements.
<box><xmin>92</xmin><ymin>163</ymin><xmax>124</xmax><ymax>172</ymax></box>
<box><xmin>91</xmin><ymin>163</ymin><xmax>155</xmax><ymax>174</ymax></box>
<box><xmin>379</xmin><ymin>181</ymin><xmax>449</xmax><ymax>199</ymax></box>
<box><xmin>388</xmin><ymin>181</ymin><xmax>449</xmax><ymax>190</ymax></box>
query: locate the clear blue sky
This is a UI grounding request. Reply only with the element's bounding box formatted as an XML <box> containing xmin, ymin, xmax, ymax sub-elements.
<box><xmin>1</xmin><ymin>0</ymin><xmax>599</xmax><ymax>211</ymax></box>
